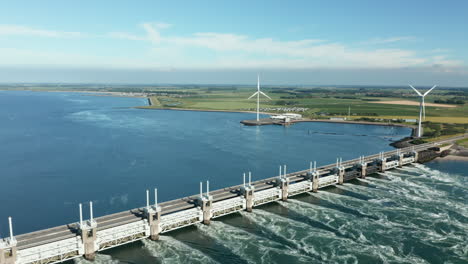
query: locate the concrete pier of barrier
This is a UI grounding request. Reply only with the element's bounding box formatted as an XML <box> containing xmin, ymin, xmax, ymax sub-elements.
<box><xmin>241</xmin><ymin>172</ymin><xmax>254</xmax><ymax>212</ymax></box>
<box><xmin>306</xmin><ymin>161</ymin><xmax>319</xmax><ymax>192</ymax></box>
<box><xmin>336</xmin><ymin>158</ymin><xmax>345</xmax><ymax>185</ymax></box>
<box><xmin>275</xmin><ymin>165</ymin><xmax>289</xmax><ymax>201</ymax></box>
<box><xmin>359</xmin><ymin>156</ymin><xmax>368</xmax><ymax>179</ymax></box>
<box><xmin>78</xmin><ymin>202</ymin><xmax>97</xmax><ymax>261</ymax></box>
<box><xmin>2</xmin><ymin>135</ymin><xmax>464</xmax><ymax>264</ymax></box>
<box><xmin>197</xmin><ymin>181</ymin><xmax>213</xmax><ymax>225</ymax></box>
<box><xmin>145</xmin><ymin>189</ymin><xmax>162</xmax><ymax>241</ymax></box>
<box><xmin>0</xmin><ymin>217</ymin><xmax>17</xmax><ymax>264</ymax></box>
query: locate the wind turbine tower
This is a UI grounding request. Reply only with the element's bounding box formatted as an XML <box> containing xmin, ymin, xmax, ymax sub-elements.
<box><xmin>408</xmin><ymin>84</ymin><xmax>437</xmax><ymax>137</ymax></box>
<box><xmin>248</xmin><ymin>75</ymin><xmax>271</xmax><ymax>121</ymax></box>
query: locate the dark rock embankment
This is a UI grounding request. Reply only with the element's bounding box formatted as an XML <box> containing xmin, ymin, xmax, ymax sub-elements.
<box><xmin>390</xmin><ymin>137</ymin><xmax>414</xmax><ymax>148</ymax></box>
<box><xmin>417</xmin><ymin>149</ymin><xmax>444</xmax><ymax>163</ymax></box>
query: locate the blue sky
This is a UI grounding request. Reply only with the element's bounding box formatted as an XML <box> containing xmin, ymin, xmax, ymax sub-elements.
<box><xmin>1</xmin><ymin>0</ymin><xmax>467</xmax><ymax>85</ymax></box>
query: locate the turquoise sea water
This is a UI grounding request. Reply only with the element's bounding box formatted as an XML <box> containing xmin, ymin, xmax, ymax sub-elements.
<box><xmin>0</xmin><ymin>91</ymin><xmax>466</xmax><ymax>263</ymax></box>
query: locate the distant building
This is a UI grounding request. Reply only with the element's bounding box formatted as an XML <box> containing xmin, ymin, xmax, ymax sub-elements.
<box><xmin>404</xmin><ymin>119</ymin><xmax>417</xmax><ymax>123</ymax></box>
<box><xmin>330</xmin><ymin>117</ymin><xmax>346</xmax><ymax>121</ymax></box>
<box><xmin>283</xmin><ymin>113</ymin><xmax>302</xmax><ymax>119</ymax></box>
<box><xmin>270</xmin><ymin>113</ymin><xmax>302</xmax><ymax>122</ymax></box>
<box><xmin>271</xmin><ymin>115</ymin><xmax>287</xmax><ymax>120</ymax></box>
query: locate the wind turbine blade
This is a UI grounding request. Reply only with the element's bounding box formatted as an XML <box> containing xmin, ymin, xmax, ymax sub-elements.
<box><xmin>248</xmin><ymin>92</ymin><xmax>259</xmax><ymax>99</ymax></box>
<box><xmin>259</xmin><ymin>91</ymin><xmax>272</xmax><ymax>99</ymax></box>
<box><xmin>423</xmin><ymin>85</ymin><xmax>437</xmax><ymax>96</ymax></box>
<box><xmin>257</xmin><ymin>74</ymin><xmax>261</xmax><ymax>93</ymax></box>
<box><xmin>408</xmin><ymin>85</ymin><xmax>423</xmax><ymax>96</ymax></box>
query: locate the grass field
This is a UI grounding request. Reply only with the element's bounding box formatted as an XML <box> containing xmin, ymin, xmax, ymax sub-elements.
<box><xmin>456</xmin><ymin>138</ymin><xmax>468</xmax><ymax>148</ymax></box>
<box><xmin>140</xmin><ymin>87</ymin><xmax>468</xmax><ymax>123</ymax></box>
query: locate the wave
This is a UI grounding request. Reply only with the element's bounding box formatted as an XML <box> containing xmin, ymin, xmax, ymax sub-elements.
<box><xmin>73</xmin><ymin>254</ymin><xmax>119</xmax><ymax>264</ymax></box>
<box><xmin>197</xmin><ymin>220</ymin><xmax>316</xmax><ymax>264</ymax></box>
<box><xmin>248</xmin><ymin>201</ymin><xmax>428</xmax><ymax>263</ymax></box>
<box><xmin>325</xmin><ymin>167</ymin><xmax>468</xmax><ymax>260</ymax></box>
<box><xmin>142</xmin><ymin>236</ymin><xmax>218</xmax><ymax>264</ymax></box>
<box><xmin>240</xmin><ymin>209</ymin><xmax>327</xmax><ymax>259</ymax></box>
<box><xmin>67</xmin><ymin>98</ymin><xmax>90</xmax><ymax>104</ymax></box>
<box><xmin>67</xmin><ymin>110</ymin><xmax>161</xmax><ymax>131</ymax></box>
<box><xmin>69</xmin><ymin>110</ymin><xmax>112</xmax><ymax>122</ymax></box>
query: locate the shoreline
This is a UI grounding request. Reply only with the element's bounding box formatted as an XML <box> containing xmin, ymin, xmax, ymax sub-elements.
<box><xmin>141</xmin><ymin>101</ymin><xmax>419</xmax><ymax>143</ymax></box>
<box><xmin>0</xmin><ymin>89</ymin><xmax>147</xmax><ymax>98</ymax></box>
<box><xmin>291</xmin><ymin>118</ymin><xmax>415</xmax><ymax>129</ymax></box>
<box><xmin>141</xmin><ymin>106</ymin><xmax>416</xmax><ymax>130</ymax></box>
<box><xmin>138</xmin><ymin>106</ymin><xmax>270</xmax><ymax>115</ymax></box>
<box><xmin>443</xmin><ymin>144</ymin><xmax>468</xmax><ymax>161</ymax></box>
<box><xmin>437</xmin><ymin>155</ymin><xmax>468</xmax><ymax>161</ymax></box>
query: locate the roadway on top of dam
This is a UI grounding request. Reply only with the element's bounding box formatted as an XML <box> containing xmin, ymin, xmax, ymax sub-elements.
<box><xmin>12</xmin><ymin>136</ymin><xmax>465</xmax><ymax>250</ymax></box>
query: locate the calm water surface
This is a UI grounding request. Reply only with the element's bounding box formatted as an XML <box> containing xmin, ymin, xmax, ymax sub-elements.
<box><xmin>0</xmin><ymin>91</ymin><xmax>465</xmax><ymax>263</ymax></box>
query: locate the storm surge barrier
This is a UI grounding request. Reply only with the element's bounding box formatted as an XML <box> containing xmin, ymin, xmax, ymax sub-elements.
<box><xmin>0</xmin><ymin>136</ymin><xmax>463</xmax><ymax>264</ymax></box>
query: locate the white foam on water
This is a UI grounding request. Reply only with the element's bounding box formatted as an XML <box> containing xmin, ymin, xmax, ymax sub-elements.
<box><xmin>348</xmin><ymin>178</ymin><xmax>468</xmax><ymax>227</ymax></box>
<box><xmin>70</xmin><ymin>110</ymin><xmax>111</xmax><ymax>122</ymax></box>
<box><xmin>247</xmin><ymin>207</ymin><xmax>397</xmax><ymax>263</ymax></box>
<box><xmin>285</xmin><ymin>199</ymin><xmax>378</xmax><ymax>243</ymax></box>
<box><xmin>109</xmin><ymin>194</ymin><xmax>129</xmax><ymax>206</ymax></box>
<box><xmin>335</xmin><ymin>167</ymin><xmax>468</xmax><ymax>260</ymax></box>
<box><xmin>385</xmin><ymin>170</ymin><xmax>420</xmax><ymax>177</ymax></box>
<box><xmin>298</xmin><ymin>191</ymin><xmax>383</xmax><ymax>223</ymax></box>
<box><xmin>67</xmin><ymin>98</ymin><xmax>90</xmax><ymax>104</ymax></box>
<box><xmin>240</xmin><ymin>209</ymin><xmax>323</xmax><ymax>257</ymax></box>
<box><xmin>384</xmin><ymin>173</ymin><xmax>444</xmax><ymax>198</ymax></box>
<box><xmin>67</xmin><ymin>109</ymin><xmax>166</xmax><ymax>132</ymax></box>
<box><xmin>376</xmin><ymin>169</ymin><xmax>467</xmax><ymax>217</ymax></box>
<box><xmin>73</xmin><ymin>254</ymin><xmax>119</xmax><ymax>264</ymax></box>
<box><xmin>197</xmin><ymin>220</ymin><xmax>315</xmax><ymax>264</ymax></box>
<box><xmin>353</xmin><ymin>171</ymin><xmax>447</xmax><ymax>204</ymax></box>
<box><xmin>450</xmin><ymin>242</ymin><xmax>468</xmax><ymax>259</ymax></box>
<box><xmin>284</xmin><ymin>200</ymin><xmax>430</xmax><ymax>263</ymax></box>
<box><xmin>288</xmin><ymin>197</ymin><xmax>349</xmax><ymax>219</ymax></box>
<box><xmin>142</xmin><ymin>236</ymin><xmax>218</xmax><ymax>264</ymax></box>
<box><xmin>413</xmin><ymin>163</ymin><xmax>466</xmax><ymax>186</ymax></box>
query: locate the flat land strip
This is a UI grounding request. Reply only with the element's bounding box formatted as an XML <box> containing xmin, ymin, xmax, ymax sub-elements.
<box><xmin>371</xmin><ymin>100</ymin><xmax>457</xmax><ymax>108</ymax></box>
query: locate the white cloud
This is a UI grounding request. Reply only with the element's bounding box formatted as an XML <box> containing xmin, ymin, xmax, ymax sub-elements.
<box><xmin>0</xmin><ymin>23</ymin><xmax>463</xmax><ymax>70</ymax></box>
<box><xmin>430</xmin><ymin>55</ymin><xmax>463</xmax><ymax>67</ymax></box>
<box><xmin>362</xmin><ymin>36</ymin><xmax>417</xmax><ymax>45</ymax></box>
<box><xmin>0</xmin><ymin>24</ymin><xmax>83</xmax><ymax>38</ymax></box>
<box><xmin>430</xmin><ymin>48</ymin><xmax>450</xmax><ymax>53</ymax></box>
<box><xmin>137</xmin><ymin>24</ymin><xmax>455</xmax><ymax>68</ymax></box>
<box><xmin>106</xmin><ymin>32</ymin><xmax>145</xmax><ymax>41</ymax></box>
<box><xmin>142</xmin><ymin>23</ymin><xmax>162</xmax><ymax>43</ymax></box>
<box><xmin>152</xmin><ymin>22</ymin><xmax>172</xmax><ymax>29</ymax></box>
<box><xmin>0</xmin><ymin>47</ymin><xmax>165</xmax><ymax>69</ymax></box>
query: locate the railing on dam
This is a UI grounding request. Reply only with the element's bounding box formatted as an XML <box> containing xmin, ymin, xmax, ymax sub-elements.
<box><xmin>0</xmin><ymin>135</ymin><xmax>464</xmax><ymax>264</ymax></box>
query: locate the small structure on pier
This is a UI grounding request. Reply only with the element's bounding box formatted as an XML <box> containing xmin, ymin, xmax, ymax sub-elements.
<box><xmin>240</xmin><ymin>118</ymin><xmax>283</xmax><ymax>126</ymax></box>
<box><xmin>241</xmin><ymin>113</ymin><xmax>302</xmax><ymax>126</ymax></box>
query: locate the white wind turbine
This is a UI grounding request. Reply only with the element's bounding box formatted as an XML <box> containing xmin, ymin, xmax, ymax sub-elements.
<box><xmin>408</xmin><ymin>84</ymin><xmax>437</xmax><ymax>137</ymax></box>
<box><xmin>248</xmin><ymin>75</ymin><xmax>271</xmax><ymax>121</ymax></box>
